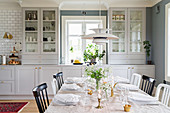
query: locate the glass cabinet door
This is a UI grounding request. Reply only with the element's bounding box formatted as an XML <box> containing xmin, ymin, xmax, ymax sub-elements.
<box><xmin>129</xmin><ymin>9</ymin><xmax>144</xmax><ymax>53</ymax></box>
<box><xmin>24</xmin><ymin>9</ymin><xmax>39</xmax><ymax>53</ymax></box>
<box><xmin>42</xmin><ymin>10</ymin><xmax>56</xmax><ymax>54</ymax></box>
<box><xmin>111</xmin><ymin>10</ymin><xmax>127</xmax><ymax>54</ymax></box>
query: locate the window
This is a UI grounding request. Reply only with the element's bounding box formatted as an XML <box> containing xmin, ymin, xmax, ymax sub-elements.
<box><xmin>66</xmin><ymin>20</ymin><xmax>102</xmax><ymax>63</ymax></box>
<box><xmin>165</xmin><ymin>3</ymin><xmax>170</xmax><ymax>81</ymax></box>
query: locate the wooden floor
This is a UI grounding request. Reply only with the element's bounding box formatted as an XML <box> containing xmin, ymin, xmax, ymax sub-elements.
<box><xmin>0</xmin><ymin>100</ymin><xmax>51</xmax><ymax>113</ymax></box>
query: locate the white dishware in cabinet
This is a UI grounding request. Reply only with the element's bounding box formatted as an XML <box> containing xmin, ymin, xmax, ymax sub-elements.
<box><xmin>23</xmin><ymin>8</ymin><xmax>40</xmax><ymax>54</ymax></box>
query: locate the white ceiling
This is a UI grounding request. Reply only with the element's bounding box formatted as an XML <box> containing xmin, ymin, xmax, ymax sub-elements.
<box><xmin>0</xmin><ymin>0</ymin><xmax>162</xmax><ymax>9</ymax></box>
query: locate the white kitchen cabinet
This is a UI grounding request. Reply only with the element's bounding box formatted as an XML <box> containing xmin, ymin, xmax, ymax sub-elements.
<box><xmin>109</xmin><ymin>8</ymin><xmax>146</xmax><ymax>64</ymax></box>
<box><xmin>0</xmin><ymin>81</ymin><xmax>14</xmax><ymax>95</ymax></box>
<box><xmin>62</xmin><ymin>66</ymin><xmax>83</xmax><ymax>79</ymax></box>
<box><xmin>0</xmin><ymin>66</ymin><xmax>14</xmax><ymax>81</ymax></box>
<box><xmin>130</xmin><ymin>65</ymin><xmax>155</xmax><ymax>79</ymax></box>
<box><xmin>110</xmin><ymin>65</ymin><xmax>155</xmax><ymax>80</ymax></box>
<box><xmin>0</xmin><ymin>66</ymin><xmax>15</xmax><ymax>95</ymax></box>
<box><xmin>111</xmin><ymin>65</ymin><xmax>131</xmax><ymax>79</ymax></box>
<box><xmin>22</xmin><ymin>8</ymin><xmax>58</xmax><ymax>64</ymax></box>
<box><xmin>39</xmin><ymin>66</ymin><xmax>61</xmax><ymax>95</ymax></box>
<box><xmin>15</xmin><ymin>66</ymin><xmax>38</xmax><ymax>95</ymax></box>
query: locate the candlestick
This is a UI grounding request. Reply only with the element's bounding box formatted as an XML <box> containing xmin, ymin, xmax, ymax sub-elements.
<box><xmin>110</xmin><ymin>87</ymin><xmax>114</xmax><ymax>97</ymax></box>
<box><xmin>96</xmin><ymin>98</ymin><xmax>103</xmax><ymax>109</ymax></box>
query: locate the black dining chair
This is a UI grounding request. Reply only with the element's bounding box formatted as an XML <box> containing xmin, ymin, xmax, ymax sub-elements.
<box><xmin>53</xmin><ymin>72</ymin><xmax>64</xmax><ymax>90</ymax></box>
<box><xmin>141</xmin><ymin>75</ymin><xmax>156</xmax><ymax>96</ymax></box>
<box><xmin>32</xmin><ymin>83</ymin><xmax>49</xmax><ymax>113</ymax></box>
<box><xmin>164</xmin><ymin>80</ymin><xmax>167</xmax><ymax>84</ymax></box>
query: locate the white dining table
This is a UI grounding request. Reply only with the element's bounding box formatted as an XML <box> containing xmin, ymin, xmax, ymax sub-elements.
<box><xmin>45</xmin><ymin>77</ymin><xmax>170</xmax><ymax>113</ymax></box>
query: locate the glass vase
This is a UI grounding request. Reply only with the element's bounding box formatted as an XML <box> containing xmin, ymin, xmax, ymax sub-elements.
<box><xmin>96</xmin><ymin>80</ymin><xmax>99</xmax><ymax>90</ymax></box>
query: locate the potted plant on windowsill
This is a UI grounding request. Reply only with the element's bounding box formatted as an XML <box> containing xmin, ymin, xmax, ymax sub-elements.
<box><xmin>69</xmin><ymin>46</ymin><xmax>74</xmax><ymax>63</ymax></box>
<box><xmin>143</xmin><ymin>40</ymin><xmax>152</xmax><ymax>64</ymax></box>
<box><xmin>83</xmin><ymin>44</ymin><xmax>105</xmax><ymax>65</ymax></box>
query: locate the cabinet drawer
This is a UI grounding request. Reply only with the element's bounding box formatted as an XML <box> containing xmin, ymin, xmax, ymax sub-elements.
<box><xmin>22</xmin><ymin>55</ymin><xmax>58</xmax><ymax>60</ymax></box>
<box><xmin>0</xmin><ymin>81</ymin><xmax>14</xmax><ymax>95</ymax></box>
<box><xmin>22</xmin><ymin>60</ymin><xmax>58</xmax><ymax>64</ymax></box>
<box><xmin>0</xmin><ymin>66</ymin><xmax>14</xmax><ymax>80</ymax></box>
<box><xmin>109</xmin><ymin>60</ymin><xmax>145</xmax><ymax>65</ymax></box>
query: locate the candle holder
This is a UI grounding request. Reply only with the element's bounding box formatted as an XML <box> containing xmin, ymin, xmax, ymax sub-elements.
<box><xmin>96</xmin><ymin>98</ymin><xmax>103</xmax><ymax>109</ymax></box>
<box><xmin>110</xmin><ymin>87</ymin><xmax>114</xmax><ymax>97</ymax></box>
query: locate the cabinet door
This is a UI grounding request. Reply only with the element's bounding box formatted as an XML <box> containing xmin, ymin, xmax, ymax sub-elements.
<box><xmin>110</xmin><ymin>8</ymin><xmax>127</xmax><ymax>54</ymax></box>
<box><xmin>110</xmin><ymin>65</ymin><xmax>130</xmax><ymax>79</ymax></box>
<box><xmin>128</xmin><ymin>8</ymin><xmax>146</xmax><ymax>54</ymax></box>
<box><xmin>41</xmin><ymin>9</ymin><xmax>58</xmax><ymax>54</ymax></box>
<box><xmin>16</xmin><ymin>66</ymin><xmax>38</xmax><ymax>95</ymax></box>
<box><xmin>131</xmin><ymin>65</ymin><xmax>155</xmax><ymax>78</ymax></box>
<box><xmin>62</xmin><ymin>67</ymin><xmax>82</xmax><ymax>79</ymax></box>
<box><xmin>39</xmin><ymin>67</ymin><xmax>61</xmax><ymax>95</ymax></box>
<box><xmin>0</xmin><ymin>81</ymin><xmax>14</xmax><ymax>95</ymax></box>
<box><xmin>0</xmin><ymin>66</ymin><xmax>14</xmax><ymax>80</ymax></box>
<box><xmin>23</xmin><ymin>8</ymin><xmax>40</xmax><ymax>54</ymax></box>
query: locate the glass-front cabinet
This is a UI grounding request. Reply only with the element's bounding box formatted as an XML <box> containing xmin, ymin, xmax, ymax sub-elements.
<box><xmin>24</xmin><ymin>9</ymin><xmax>40</xmax><ymax>54</ymax></box>
<box><xmin>110</xmin><ymin>8</ymin><xmax>145</xmax><ymax>55</ymax></box>
<box><xmin>23</xmin><ymin>8</ymin><xmax>57</xmax><ymax>54</ymax></box>
<box><xmin>129</xmin><ymin>9</ymin><xmax>145</xmax><ymax>54</ymax></box>
<box><xmin>41</xmin><ymin>9</ymin><xmax>57</xmax><ymax>54</ymax></box>
<box><xmin>111</xmin><ymin>9</ymin><xmax>127</xmax><ymax>54</ymax></box>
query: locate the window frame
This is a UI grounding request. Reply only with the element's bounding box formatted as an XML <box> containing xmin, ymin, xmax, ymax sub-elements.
<box><xmin>62</xmin><ymin>16</ymin><xmax>106</xmax><ymax>64</ymax></box>
<box><xmin>165</xmin><ymin>3</ymin><xmax>170</xmax><ymax>82</ymax></box>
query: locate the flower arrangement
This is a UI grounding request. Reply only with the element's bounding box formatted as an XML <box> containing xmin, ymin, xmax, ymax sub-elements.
<box><xmin>85</xmin><ymin>66</ymin><xmax>110</xmax><ymax>90</ymax></box>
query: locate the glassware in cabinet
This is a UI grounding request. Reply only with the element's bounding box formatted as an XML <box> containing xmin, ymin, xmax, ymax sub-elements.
<box><xmin>42</xmin><ymin>10</ymin><xmax>56</xmax><ymax>53</ymax></box>
<box><xmin>129</xmin><ymin>10</ymin><xmax>144</xmax><ymax>53</ymax></box>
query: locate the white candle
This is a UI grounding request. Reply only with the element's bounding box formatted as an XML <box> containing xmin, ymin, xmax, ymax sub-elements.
<box><xmin>98</xmin><ymin>89</ymin><xmax>101</xmax><ymax>99</ymax></box>
<box><xmin>112</xmin><ymin>76</ymin><xmax>114</xmax><ymax>87</ymax></box>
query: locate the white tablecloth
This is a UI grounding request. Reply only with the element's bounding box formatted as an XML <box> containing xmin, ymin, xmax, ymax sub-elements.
<box><xmin>45</xmin><ymin>81</ymin><xmax>170</xmax><ymax>113</ymax></box>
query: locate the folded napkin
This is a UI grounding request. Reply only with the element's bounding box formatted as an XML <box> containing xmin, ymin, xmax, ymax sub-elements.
<box><xmin>61</xmin><ymin>84</ymin><xmax>81</xmax><ymax>91</ymax></box>
<box><xmin>115</xmin><ymin>76</ymin><xmax>130</xmax><ymax>84</ymax></box>
<box><xmin>52</xmin><ymin>94</ymin><xmax>81</xmax><ymax>106</ymax></box>
<box><xmin>129</xmin><ymin>92</ymin><xmax>157</xmax><ymax>102</ymax></box>
<box><xmin>116</xmin><ymin>83</ymin><xmax>139</xmax><ymax>91</ymax></box>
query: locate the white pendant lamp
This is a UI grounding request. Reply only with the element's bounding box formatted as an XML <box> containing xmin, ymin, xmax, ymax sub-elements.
<box><xmin>81</xmin><ymin>0</ymin><xmax>119</xmax><ymax>44</ymax></box>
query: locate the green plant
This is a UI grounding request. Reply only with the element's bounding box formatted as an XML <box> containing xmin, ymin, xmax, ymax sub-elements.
<box><xmin>70</xmin><ymin>46</ymin><xmax>73</xmax><ymax>53</ymax></box>
<box><xmin>143</xmin><ymin>40</ymin><xmax>151</xmax><ymax>60</ymax></box>
<box><xmin>83</xmin><ymin>44</ymin><xmax>105</xmax><ymax>62</ymax></box>
<box><xmin>85</xmin><ymin>66</ymin><xmax>108</xmax><ymax>90</ymax></box>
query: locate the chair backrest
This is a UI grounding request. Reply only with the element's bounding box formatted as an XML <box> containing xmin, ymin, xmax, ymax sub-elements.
<box><xmin>155</xmin><ymin>83</ymin><xmax>170</xmax><ymax>106</ymax></box>
<box><xmin>51</xmin><ymin>78</ymin><xmax>57</xmax><ymax>95</ymax></box>
<box><xmin>141</xmin><ymin>75</ymin><xmax>156</xmax><ymax>95</ymax></box>
<box><xmin>53</xmin><ymin>72</ymin><xmax>64</xmax><ymax>90</ymax></box>
<box><xmin>164</xmin><ymin>80</ymin><xmax>167</xmax><ymax>84</ymax></box>
<box><xmin>32</xmin><ymin>83</ymin><xmax>49</xmax><ymax>113</ymax></box>
<box><xmin>130</xmin><ymin>73</ymin><xmax>142</xmax><ymax>88</ymax></box>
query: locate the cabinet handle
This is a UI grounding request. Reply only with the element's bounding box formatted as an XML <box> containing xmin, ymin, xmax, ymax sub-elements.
<box><xmin>132</xmin><ymin>67</ymin><xmax>134</xmax><ymax>69</ymax></box>
<box><xmin>39</xmin><ymin>67</ymin><xmax>41</xmax><ymax>69</ymax></box>
<box><xmin>1</xmin><ymin>81</ymin><xmax>4</xmax><ymax>83</ymax></box>
<box><xmin>35</xmin><ymin>67</ymin><xmax>38</xmax><ymax>69</ymax></box>
<box><xmin>128</xmin><ymin>67</ymin><xmax>130</xmax><ymax>69</ymax></box>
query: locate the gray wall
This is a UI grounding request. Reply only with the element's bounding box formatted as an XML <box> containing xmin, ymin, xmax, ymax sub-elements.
<box><xmin>151</xmin><ymin>0</ymin><xmax>170</xmax><ymax>85</ymax></box>
<box><xmin>146</xmin><ymin>7</ymin><xmax>152</xmax><ymax>61</ymax></box>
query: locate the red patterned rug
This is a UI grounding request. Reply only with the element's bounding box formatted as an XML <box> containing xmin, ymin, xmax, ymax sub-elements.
<box><xmin>0</xmin><ymin>102</ymin><xmax>28</xmax><ymax>113</ymax></box>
